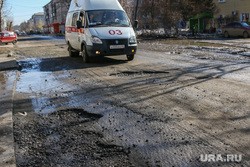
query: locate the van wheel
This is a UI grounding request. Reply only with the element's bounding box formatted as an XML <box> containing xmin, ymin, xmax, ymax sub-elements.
<box><xmin>127</xmin><ymin>54</ymin><xmax>134</xmax><ymax>61</ymax></box>
<box><xmin>243</xmin><ymin>31</ymin><xmax>249</xmax><ymax>38</ymax></box>
<box><xmin>82</xmin><ymin>46</ymin><xmax>90</xmax><ymax>63</ymax></box>
<box><xmin>68</xmin><ymin>44</ymin><xmax>79</xmax><ymax>57</ymax></box>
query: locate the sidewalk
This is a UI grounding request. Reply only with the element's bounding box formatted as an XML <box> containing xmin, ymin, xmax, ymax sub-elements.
<box><xmin>0</xmin><ymin>52</ymin><xmax>18</xmax><ymax>167</ymax></box>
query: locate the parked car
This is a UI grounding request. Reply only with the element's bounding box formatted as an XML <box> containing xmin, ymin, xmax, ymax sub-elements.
<box><xmin>222</xmin><ymin>22</ymin><xmax>250</xmax><ymax>38</ymax></box>
<box><xmin>0</xmin><ymin>31</ymin><xmax>17</xmax><ymax>45</ymax></box>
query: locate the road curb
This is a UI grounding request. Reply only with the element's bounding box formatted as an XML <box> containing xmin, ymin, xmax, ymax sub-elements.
<box><xmin>0</xmin><ymin>71</ymin><xmax>17</xmax><ymax>167</ymax></box>
<box><xmin>0</xmin><ymin>51</ymin><xmax>18</xmax><ymax>167</ymax></box>
<box><xmin>0</xmin><ymin>54</ymin><xmax>19</xmax><ymax>71</ymax></box>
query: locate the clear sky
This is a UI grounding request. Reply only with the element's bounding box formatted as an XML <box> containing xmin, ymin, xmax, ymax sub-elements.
<box><xmin>6</xmin><ymin>0</ymin><xmax>50</xmax><ymax>25</ymax></box>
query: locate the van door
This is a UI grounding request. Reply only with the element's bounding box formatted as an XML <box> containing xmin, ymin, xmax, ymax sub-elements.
<box><xmin>70</xmin><ymin>12</ymin><xmax>80</xmax><ymax>49</ymax></box>
<box><xmin>76</xmin><ymin>11</ymin><xmax>86</xmax><ymax>51</ymax></box>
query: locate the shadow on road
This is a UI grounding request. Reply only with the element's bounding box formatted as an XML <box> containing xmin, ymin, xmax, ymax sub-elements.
<box><xmin>17</xmin><ymin>56</ymin><xmax>128</xmax><ymax>72</ymax></box>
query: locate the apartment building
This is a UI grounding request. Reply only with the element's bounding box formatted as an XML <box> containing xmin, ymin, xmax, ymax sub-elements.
<box><xmin>28</xmin><ymin>12</ymin><xmax>45</xmax><ymax>33</ymax></box>
<box><xmin>214</xmin><ymin>0</ymin><xmax>250</xmax><ymax>24</ymax></box>
<box><xmin>43</xmin><ymin>0</ymin><xmax>70</xmax><ymax>34</ymax></box>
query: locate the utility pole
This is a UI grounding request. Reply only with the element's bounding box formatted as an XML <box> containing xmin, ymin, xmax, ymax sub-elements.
<box><xmin>134</xmin><ymin>0</ymin><xmax>139</xmax><ymax>21</ymax></box>
<box><xmin>133</xmin><ymin>0</ymin><xmax>139</xmax><ymax>29</ymax></box>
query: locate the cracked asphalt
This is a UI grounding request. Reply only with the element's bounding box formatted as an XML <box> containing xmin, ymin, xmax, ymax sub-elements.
<box><xmin>0</xmin><ymin>35</ymin><xmax>249</xmax><ymax>167</ymax></box>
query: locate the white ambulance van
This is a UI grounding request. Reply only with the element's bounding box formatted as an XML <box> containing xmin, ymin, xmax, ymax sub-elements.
<box><xmin>65</xmin><ymin>0</ymin><xmax>137</xmax><ymax>63</ymax></box>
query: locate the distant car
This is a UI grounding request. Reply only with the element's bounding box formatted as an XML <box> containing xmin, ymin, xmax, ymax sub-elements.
<box><xmin>20</xmin><ymin>31</ymin><xmax>27</xmax><ymax>36</ymax></box>
<box><xmin>222</xmin><ymin>22</ymin><xmax>250</xmax><ymax>38</ymax></box>
<box><xmin>0</xmin><ymin>31</ymin><xmax>17</xmax><ymax>45</ymax></box>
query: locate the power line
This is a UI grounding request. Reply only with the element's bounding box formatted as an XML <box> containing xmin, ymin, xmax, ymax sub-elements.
<box><xmin>5</xmin><ymin>2</ymin><xmax>44</xmax><ymax>8</ymax></box>
<box><xmin>13</xmin><ymin>14</ymin><xmax>39</xmax><ymax>18</ymax></box>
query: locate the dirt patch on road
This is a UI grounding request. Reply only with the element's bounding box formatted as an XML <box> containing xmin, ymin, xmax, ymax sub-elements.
<box><xmin>13</xmin><ymin>108</ymin><xmax>133</xmax><ymax>167</ymax></box>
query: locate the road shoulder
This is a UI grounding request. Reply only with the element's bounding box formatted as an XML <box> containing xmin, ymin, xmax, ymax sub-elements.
<box><xmin>0</xmin><ymin>53</ymin><xmax>18</xmax><ymax>166</ymax></box>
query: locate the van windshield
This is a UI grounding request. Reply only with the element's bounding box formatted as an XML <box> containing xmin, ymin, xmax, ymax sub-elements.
<box><xmin>87</xmin><ymin>10</ymin><xmax>130</xmax><ymax>27</ymax></box>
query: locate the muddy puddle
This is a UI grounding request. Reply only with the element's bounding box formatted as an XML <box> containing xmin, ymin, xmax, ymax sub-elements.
<box><xmin>16</xmin><ymin>58</ymin><xmax>78</xmax><ymax>114</ymax></box>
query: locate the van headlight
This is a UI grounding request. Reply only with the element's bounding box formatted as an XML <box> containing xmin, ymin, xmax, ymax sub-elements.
<box><xmin>129</xmin><ymin>36</ymin><xmax>137</xmax><ymax>44</ymax></box>
<box><xmin>91</xmin><ymin>36</ymin><xmax>102</xmax><ymax>44</ymax></box>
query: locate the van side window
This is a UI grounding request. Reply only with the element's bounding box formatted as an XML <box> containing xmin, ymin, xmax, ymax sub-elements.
<box><xmin>79</xmin><ymin>12</ymin><xmax>85</xmax><ymax>27</ymax></box>
<box><xmin>72</xmin><ymin>12</ymin><xmax>79</xmax><ymax>27</ymax></box>
<box><xmin>65</xmin><ymin>14</ymin><xmax>71</xmax><ymax>26</ymax></box>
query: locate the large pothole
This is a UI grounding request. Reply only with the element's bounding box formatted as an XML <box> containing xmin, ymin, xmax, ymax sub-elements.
<box><xmin>14</xmin><ymin>108</ymin><xmax>133</xmax><ymax>167</ymax></box>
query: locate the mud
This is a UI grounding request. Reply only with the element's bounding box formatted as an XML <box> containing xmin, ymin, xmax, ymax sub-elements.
<box><xmin>14</xmin><ymin>108</ymin><xmax>132</xmax><ymax>167</ymax></box>
<box><xmin>1</xmin><ymin>36</ymin><xmax>249</xmax><ymax>167</ymax></box>
<box><xmin>109</xmin><ymin>70</ymin><xmax>170</xmax><ymax>77</ymax></box>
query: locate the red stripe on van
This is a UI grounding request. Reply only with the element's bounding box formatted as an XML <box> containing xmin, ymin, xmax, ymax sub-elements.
<box><xmin>66</xmin><ymin>26</ymin><xmax>84</xmax><ymax>33</ymax></box>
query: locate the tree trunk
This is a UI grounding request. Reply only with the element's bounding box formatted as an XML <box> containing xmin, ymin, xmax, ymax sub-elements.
<box><xmin>0</xmin><ymin>13</ymin><xmax>2</xmax><ymax>31</ymax></box>
<box><xmin>0</xmin><ymin>0</ymin><xmax>4</xmax><ymax>31</ymax></box>
<box><xmin>0</xmin><ymin>0</ymin><xmax>5</xmax><ymax>31</ymax></box>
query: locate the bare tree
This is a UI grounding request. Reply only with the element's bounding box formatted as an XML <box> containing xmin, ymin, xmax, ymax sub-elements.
<box><xmin>140</xmin><ymin>0</ymin><xmax>163</xmax><ymax>29</ymax></box>
<box><xmin>0</xmin><ymin>0</ymin><xmax>5</xmax><ymax>31</ymax></box>
<box><xmin>19</xmin><ymin>21</ymin><xmax>26</xmax><ymax>32</ymax></box>
<box><xmin>139</xmin><ymin>0</ymin><xmax>216</xmax><ymax>35</ymax></box>
<box><xmin>36</xmin><ymin>19</ymin><xmax>44</xmax><ymax>31</ymax></box>
<box><xmin>0</xmin><ymin>0</ymin><xmax>13</xmax><ymax>31</ymax></box>
<box><xmin>179</xmin><ymin>0</ymin><xmax>216</xmax><ymax>20</ymax></box>
<box><xmin>19</xmin><ymin>21</ymin><xmax>31</xmax><ymax>32</ymax></box>
<box><xmin>162</xmin><ymin>1</ymin><xmax>182</xmax><ymax>29</ymax></box>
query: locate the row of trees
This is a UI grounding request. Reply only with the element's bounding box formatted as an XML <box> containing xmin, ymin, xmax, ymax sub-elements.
<box><xmin>19</xmin><ymin>20</ymin><xmax>44</xmax><ymax>34</ymax></box>
<box><xmin>120</xmin><ymin>0</ymin><xmax>217</xmax><ymax>30</ymax></box>
<box><xmin>1</xmin><ymin>0</ymin><xmax>216</xmax><ymax>33</ymax></box>
<box><xmin>0</xmin><ymin>0</ymin><xmax>13</xmax><ymax>31</ymax></box>
<box><xmin>125</xmin><ymin>0</ymin><xmax>216</xmax><ymax>32</ymax></box>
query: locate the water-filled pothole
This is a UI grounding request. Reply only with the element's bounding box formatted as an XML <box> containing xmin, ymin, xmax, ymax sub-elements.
<box><xmin>18</xmin><ymin>58</ymin><xmax>42</xmax><ymax>72</ymax></box>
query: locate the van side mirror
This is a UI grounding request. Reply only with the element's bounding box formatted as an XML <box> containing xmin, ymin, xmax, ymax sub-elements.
<box><xmin>134</xmin><ymin>20</ymin><xmax>138</xmax><ymax>29</ymax></box>
<box><xmin>76</xmin><ymin>20</ymin><xmax>84</xmax><ymax>29</ymax></box>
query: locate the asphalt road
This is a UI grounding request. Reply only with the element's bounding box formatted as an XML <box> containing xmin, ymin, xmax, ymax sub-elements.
<box><xmin>0</xmin><ymin>35</ymin><xmax>249</xmax><ymax>167</ymax></box>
